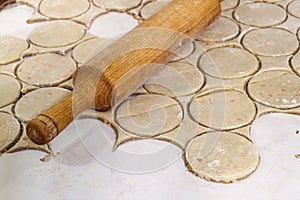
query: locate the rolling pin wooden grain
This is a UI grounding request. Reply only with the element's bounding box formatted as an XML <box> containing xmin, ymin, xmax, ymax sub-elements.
<box><xmin>26</xmin><ymin>0</ymin><xmax>221</xmax><ymax>145</ymax></box>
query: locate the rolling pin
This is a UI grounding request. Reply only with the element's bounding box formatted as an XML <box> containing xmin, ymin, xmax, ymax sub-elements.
<box><xmin>26</xmin><ymin>0</ymin><xmax>221</xmax><ymax>145</ymax></box>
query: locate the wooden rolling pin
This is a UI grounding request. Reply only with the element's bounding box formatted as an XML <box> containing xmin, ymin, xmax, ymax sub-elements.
<box><xmin>26</xmin><ymin>0</ymin><xmax>221</xmax><ymax>145</ymax></box>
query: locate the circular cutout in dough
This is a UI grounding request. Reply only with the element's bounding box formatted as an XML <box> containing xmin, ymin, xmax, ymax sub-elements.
<box><xmin>93</xmin><ymin>0</ymin><xmax>141</xmax><ymax>10</ymax></box>
<box><xmin>29</xmin><ymin>20</ymin><xmax>85</xmax><ymax>48</ymax></box>
<box><xmin>140</xmin><ymin>0</ymin><xmax>171</xmax><ymax>19</ymax></box>
<box><xmin>221</xmin><ymin>0</ymin><xmax>238</xmax><ymax>11</ymax></box>
<box><xmin>16</xmin><ymin>53</ymin><xmax>76</xmax><ymax>86</ymax></box>
<box><xmin>39</xmin><ymin>0</ymin><xmax>90</xmax><ymax>19</ymax></box>
<box><xmin>144</xmin><ymin>61</ymin><xmax>205</xmax><ymax>97</ymax></box>
<box><xmin>0</xmin><ymin>112</ymin><xmax>21</xmax><ymax>152</ymax></box>
<box><xmin>196</xmin><ymin>16</ymin><xmax>239</xmax><ymax>42</ymax></box>
<box><xmin>287</xmin><ymin>0</ymin><xmax>300</xmax><ymax>19</ymax></box>
<box><xmin>115</xmin><ymin>94</ymin><xmax>182</xmax><ymax>137</ymax></box>
<box><xmin>199</xmin><ymin>46</ymin><xmax>260</xmax><ymax>79</ymax></box>
<box><xmin>185</xmin><ymin>132</ymin><xmax>260</xmax><ymax>183</ymax></box>
<box><xmin>234</xmin><ymin>2</ymin><xmax>286</xmax><ymax>27</ymax></box>
<box><xmin>0</xmin><ymin>36</ymin><xmax>28</xmax><ymax>65</ymax></box>
<box><xmin>72</xmin><ymin>37</ymin><xmax>107</xmax><ymax>64</ymax></box>
<box><xmin>15</xmin><ymin>87</ymin><xmax>71</xmax><ymax>122</ymax></box>
<box><xmin>0</xmin><ymin>74</ymin><xmax>21</xmax><ymax>108</ymax></box>
<box><xmin>242</xmin><ymin>28</ymin><xmax>298</xmax><ymax>56</ymax></box>
<box><xmin>247</xmin><ymin>69</ymin><xmax>300</xmax><ymax>109</ymax></box>
<box><xmin>189</xmin><ymin>89</ymin><xmax>256</xmax><ymax>130</ymax></box>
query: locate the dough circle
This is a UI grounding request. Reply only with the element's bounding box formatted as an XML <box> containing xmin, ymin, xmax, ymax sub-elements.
<box><xmin>0</xmin><ymin>112</ymin><xmax>21</xmax><ymax>152</ymax></box>
<box><xmin>287</xmin><ymin>0</ymin><xmax>300</xmax><ymax>19</ymax></box>
<box><xmin>39</xmin><ymin>0</ymin><xmax>90</xmax><ymax>19</ymax></box>
<box><xmin>198</xmin><ymin>46</ymin><xmax>260</xmax><ymax>79</ymax></box>
<box><xmin>16</xmin><ymin>53</ymin><xmax>76</xmax><ymax>86</ymax></box>
<box><xmin>291</xmin><ymin>51</ymin><xmax>300</xmax><ymax>76</ymax></box>
<box><xmin>247</xmin><ymin>69</ymin><xmax>300</xmax><ymax>109</ymax></box>
<box><xmin>15</xmin><ymin>87</ymin><xmax>71</xmax><ymax>122</ymax></box>
<box><xmin>185</xmin><ymin>132</ymin><xmax>260</xmax><ymax>183</ymax></box>
<box><xmin>144</xmin><ymin>61</ymin><xmax>205</xmax><ymax>97</ymax></box>
<box><xmin>29</xmin><ymin>20</ymin><xmax>85</xmax><ymax>48</ymax></box>
<box><xmin>72</xmin><ymin>37</ymin><xmax>106</xmax><ymax>64</ymax></box>
<box><xmin>234</xmin><ymin>2</ymin><xmax>286</xmax><ymax>27</ymax></box>
<box><xmin>188</xmin><ymin>89</ymin><xmax>256</xmax><ymax>130</ymax></box>
<box><xmin>242</xmin><ymin>28</ymin><xmax>298</xmax><ymax>56</ymax></box>
<box><xmin>0</xmin><ymin>74</ymin><xmax>21</xmax><ymax>108</ymax></box>
<box><xmin>115</xmin><ymin>94</ymin><xmax>183</xmax><ymax>137</ymax></box>
<box><xmin>93</xmin><ymin>0</ymin><xmax>141</xmax><ymax>10</ymax></box>
<box><xmin>0</xmin><ymin>36</ymin><xmax>28</xmax><ymax>65</ymax></box>
<box><xmin>196</xmin><ymin>16</ymin><xmax>239</xmax><ymax>42</ymax></box>
<box><xmin>140</xmin><ymin>0</ymin><xmax>171</xmax><ymax>19</ymax></box>
<box><xmin>221</xmin><ymin>0</ymin><xmax>239</xmax><ymax>11</ymax></box>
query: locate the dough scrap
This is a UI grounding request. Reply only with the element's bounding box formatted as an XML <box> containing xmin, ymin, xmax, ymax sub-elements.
<box><xmin>185</xmin><ymin>132</ymin><xmax>260</xmax><ymax>183</ymax></box>
<box><xmin>29</xmin><ymin>20</ymin><xmax>86</xmax><ymax>48</ymax></box>
<box><xmin>92</xmin><ymin>0</ymin><xmax>141</xmax><ymax>11</ymax></box>
<box><xmin>0</xmin><ymin>36</ymin><xmax>28</xmax><ymax>65</ymax></box>
<box><xmin>39</xmin><ymin>0</ymin><xmax>90</xmax><ymax>19</ymax></box>
<box><xmin>291</xmin><ymin>51</ymin><xmax>300</xmax><ymax>76</ymax></box>
<box><xmin>0</xmin><ymin>74</ymin><xmax>21</xmax><ymax>108</ymax></box>
<box><xmin>14</xmin><ymin>87</ymin><xmax>71</xmax><ymax>122</ymax></box>
<box><xmin>16</xmin><ymin>53</ymin><xmax>76</xmax><ymax>86</ymax></box>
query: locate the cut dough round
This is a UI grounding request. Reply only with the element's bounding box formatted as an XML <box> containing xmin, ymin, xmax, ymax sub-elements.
<box><xmin>29</xmin><ymin>20</ymin><xmax>85</xmax><ymax>48</ymax></box>
<box><xmin>144</xmin><ymin>61</ymin><xmax>205</xmax><ymax>97</ymax></box>
<box><xmin>39</xmin><ymin>0</ymin><xmax>90</xmax><ymax>19</ymax></box>
<box><xmin>234</xmin><ymin>2</ymin><xmax>286</xmax><ymax>27</ymax></box>
<box><xmin>0</xmin><ymin>36</ymin><xmax>28</xmax><ymax>65</ymax></box>
<box><xmin>287</xmin><ymin>0</ymin><xmax>300</xmax><ymax>19</ymax></box>
<box><xmin>0</xmin><ymin>74</ymin><xmax>21</xmax><ymax>108</ymax></box>
<box><xmin>140</xmin><ymin>0</ymin><xmax>171</xmax><ymax>19</ymax></box>
<box><xmin>247</xmin><ymin>69</ymin><xmax>300</xmax><ymax>109</ymax></box>
<box><xmin>93</xmin><ymin>0</ymin><xmax>141</xmax><ymax>10</ymax></box>
<box><xmin>221</xmin><ymin>0</ymin><xmax>238</xmax><ymax>11</ymax></box>
<box><xmin>189</xmin><ymin>89</ymin><xmax>256</xmax><ymax>130</ymax></box>
<box><xmin>0</xmin><ymin>112</ymin><xmax>21</xmax><ymax>152</ymax></box>
<box><xmin>199</xmin><ymin>46</ymin><xmax>260</xmax><ymax>79</ymax></box>
<box><xmin>242</xmin><ymin>28</ymin><xmax>298</xmax><ymax>56</ymax></box>
<box><xmin>291</xmin><ymin>51</ymin><xmax>300</xmax><ymax>76</ymax></box>
<box><xmin>15</xmin><ymin>87</ymin><xmax>71</xmax><ymax>122</ymax></box>
<box><xmin>196</xmin><ymin>16</ymin><xmax>239</xmax><ymax>42</ymax></box>
<box><xmin>72</xmin><ymin>37</ymin><xmax>107</xmax><ymax>64</ymax></box>
<box><xmin>115</xmin><ymin>94</ymin><xmax>182</xmax><ymax>137</ymax></box>
<box><xmin>185</xmin><ymin>132</ymin><xmax>260</xmax><ymax>183</ymax></box>
<box><xmin>16</xmin><ymin>53</ymin><xmax>76</xmax><ymax>86</ymax></box>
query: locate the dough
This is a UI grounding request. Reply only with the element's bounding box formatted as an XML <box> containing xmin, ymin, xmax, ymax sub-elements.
<box><xmin>140</xmin><ymin>0</ymin><xmax>171</xmax><ymax>19</ymax></box>
<box><xmin>247</xmin><ymin>70</ymin><xmax>300</xmax><ymax>109</ymax></box>
<box><xmin>14</xmin><ymin>87</ymin><xmax>71</xmax><ymax>122</ymax></box>
<box><xmin>115</xmin><ymin>94</ymin><xmax>182</xmax><ymax>137</ymax></box>
<box><xmin>220</xmin><ymin>0</ymin><xmax>238</xmax><ymax>11</ymax></box>
<box><xmin>0</xmin><ymin>36</ymin><xmax>28</xmax><ymax>65</ymax></box>
<box><xmin>291</xmin><ymin>51</ymin><xmax>300</xmax><ymax>76</ymax></box>
<box><xmin>39</xmin><ymin>0</ymin><xmax>90</xmax><ymax>19</ymax></box>
<box><xmin>234</xmin><ymin>2</ymin><xmax>286</xmax><ymax>27</ymax></box>
<box><xmin>16</xmin><ymin>53</ymin><xmax>76</xmax><ymax>86</ymax></box>
<box><xmin>196</xmin><ymin>16</ymin><xmax>239</xmax><ymax>42</ymax></box>
<box><xmin>185</xmin><ymin>132</ymin><xmax>260</xmax><ymax>183</ymax></box>
<box><xmin>0</xmin><ymin>74</ymin><xmax>21</xmax><ymax>108</ymax></box>
<box><xmin>0</xmin><ymin>112</ymin><xmax>21</xmax><ymax>152</ymax></box>
<box><xmin>242</xmin><ymin>28</ymin><xmax>298</xmax><ymax>56</ymax></box>
<box><xmin>93</xmin><ymin>0</ymin><xmax>141</xmax><ymax>11</ymax></box>
<box><xmin>198</xmin><ymin>46</ymin><xmax>260</xmax><ymax>79</ymax></box>
<box><xmin>72</xmin><ymin>37</ymin><xmax>106</xmax><ymax>64</ymax></box>
<box><xmin>144</xmin><ymin>61</ymin><xmax>205</xmax><ymax>97</ymax></box>
<box><xmin>29</xmin><ymin>20</ymin><xmax>85</xmax><ymax>48</ymax></box>
<box><xmin>189</xmin><ymin>89</ymin><xmax>257</xmax><ymax>130</ymax></box>
<box><xmin>287</xmin><ymin>0</ymin><xmax>300</xmax><ymax>19</ymax></box>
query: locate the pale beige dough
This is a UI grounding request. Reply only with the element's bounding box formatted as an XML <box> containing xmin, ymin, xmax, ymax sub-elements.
<box><xmin>0</xmin><ymin>112</ymin><xmax>21</xmax><ymax>152</ymax></box>
<box><xmin>16</xmin><ymin>53</ymin><xmax>76</xmax><ymax>86</ymax></box>
<box><xmin>39</xmin><ymin>0</ymin><xmax>90</xmax><ymax>19</ymax></box>
<box><xmin>140</xmin><ymin>0</ymin><xmax>171</xmax><ymax>19</ymax></box>
<box><xmin>242</xmin><ymin>28</ymin><xmax>298</xmax><ymax>56</ymax></box>
<box><xmin>221</xmin><ymin>0</ymin><xmax>238</xmax><ymax>11</ymax></box>
<box><xmin>14</xmin><ymin>87</ymin><xmax>71</xmax><ymax>122</ymax></box>
<box><xmin>0</xmin><ymin>36</ymin><xmax>28</xmax><ymax>65</ymax></box>
<box><xmin>247</xmin><ymin>69</ymin><xmax>300</xmax><ymax>109</ymax></box>
<box><xmin>189</xmin><ymin>89</ymin><xmax>257</xmax><ymax>130</ymax></box>
<box><xmin>93</xmin><ymin>0</ymin><xmax>141</xmax><ymax>10</ymax></box>
<box><xmin>115</xmin><ymin>94</ymin><xmax>182</xmax><ymax>137</ymax></box>
<box><xmin>0</xmin><ymin>74</ymin><xmax>21</xmax><ymax>108</ymax></box>
<box><xmin>72</xmin><ymin>37</ymin><xmax>107</xmax><ymax>64</ymax></box>
<box><xmin>234</xmin><ymin>2</ymin><xmax>286</xmax><ymax>27</ymax></box>
<box><xmin>199</xmin><ymin>46</ymin><xmax>260</xmax><ymax>79</ymax></box>
<box><xmin>291</xmin><ymin>51</ymin><xmax>300</xmax><ymax>76</ymax></box>
<box><xmin>29</xmin><ymin>20</ymin><xmax>85</xmax><ymax>48</ymax></box>
<box><xmin>287</xmin><ymin>0</ymin><xmax>300</xmax><ymax>19</ymax></box>
<box><xmin>144</xmin><ymin>61</ymin><xmax>205</xmax><ymax>97</ymax></box>
<box><xmin>196</xmin><ymin>16</ymin><xmax>239</xmax><ymax>42</ymax></box>
<box><xmin>185</xmin><ymin>132</ymin><xmax>260</xmax><ymax>183</ymax></box>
